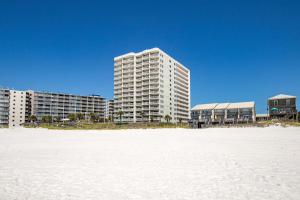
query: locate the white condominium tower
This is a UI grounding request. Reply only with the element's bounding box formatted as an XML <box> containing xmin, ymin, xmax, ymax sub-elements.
<box><xmin>114</xmin><ymin>48</ymin><xmax>190</xmax><ymax>123</ymax></box>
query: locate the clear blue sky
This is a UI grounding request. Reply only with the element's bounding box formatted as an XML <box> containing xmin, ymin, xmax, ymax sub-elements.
<box><xmin>0</xmin><ymin>0</ymin><xmax>299</xmax><ymax>113</ymax></box>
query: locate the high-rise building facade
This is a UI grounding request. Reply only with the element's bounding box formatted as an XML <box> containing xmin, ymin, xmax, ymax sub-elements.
<box><xmin>0</xmin><ymin>89</ymin><xmax>33</xmax><ymax>127</ymax></box>
<box><xmin>8</xmin><ymin>90</ymin><xmax>32</xmax><ymax>127</ymax></box>
<box><xmin>0</xmin><ymin>89</ymin><xmax>106</xmax><ymax>127</ymax></box>
<box><xmin>105</xmin><ymin>99</ymin><xmax>114</xmax><ymax>120</ymax></box>
<box><xmin>32</xmin><ymin>92</ymin><xmax>106</xmax><ymax>121</ymax></box>
<box><xmin>0</xmin><ymin>89</ymin><xmax>10</xmax><ymax>126</ymax></box>
<box><xmin>114</xmin><ymin>48</ymin><xmax>190</xmax><ymax>123</ymax></box>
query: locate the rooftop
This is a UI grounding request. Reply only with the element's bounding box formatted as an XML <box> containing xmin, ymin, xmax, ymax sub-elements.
<box><xmin>227</xmin><ymin>102</ymin><xmax>255</xmax><ymax>109</ymax></box>
<box><xmin>114</xmin><ymin>47</ymin><xmax>189</xmax><ymax>71</ymax></box>
<box><xmin>191</xmin><ymin>103</ymin><xmax>218</xmax><ymax>111</ymax></box>
<box><xmin>269</xmin><ymin>94</ymin><xmax>296</xmax><ymax>100</ymax></box>
<box><xmin>256</xmin><ymin>114</ymin><xmax>269</xmax><ymax>117</ymax></box>
<box><xmin>192</xmin><ymin>101</ymin><xmax>255</xmax><ymax>111</ymax></box>
<box><xmin>214</xmin><ymin>103</ymin><xmax>230</xmax><ymax>110</ymax></box>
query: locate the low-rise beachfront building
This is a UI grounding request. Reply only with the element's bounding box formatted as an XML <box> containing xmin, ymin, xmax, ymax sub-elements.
<box><xmin>191</xmin><ymin>101</ymin><xmax>256</xmax><ymax>124</ymax></box>
<box><xmin>268</xmin><ymin>94</ymin><xmax>297</xmax><ymax>120</ymax></box>
<box><xmin>192</xmin><ymin>103</ymin><xmax>218</xmax><ymax>123</ymax></box>
<box><xmin>256</xmin><ymin>114</ymin><xmax>270</xmax><ymax>121</ymax></box>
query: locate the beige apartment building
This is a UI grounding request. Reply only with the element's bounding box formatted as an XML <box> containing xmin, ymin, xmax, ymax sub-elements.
<box><xmin>0</xmin><ymin>89</ymin><xmax>10</xmax><ymax>127</ymax></box>
<box><xmin>8</xmin><ymin>90</ymin><xmax>32</xmax><ymax>127</ymax></box>
<box><xmin>114</xmin><ymin>48</ymin><xmax>190</xmax><ymax>123</ymax></box>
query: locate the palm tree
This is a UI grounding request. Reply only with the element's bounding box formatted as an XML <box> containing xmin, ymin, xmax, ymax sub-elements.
<box><xmin>139</xmin><ymin>111</ymin><xmax>145</xmax><ymax>122</ymax></box>
<box><xmin>98</xmin><ymin>117</ymin><xmax>105</xmax><ymax>123</ymax></box>
<box><xmin>55</xmin><ymin>116</ymin><xmax>61</xmax><ymax>122</ymax></box>
<box><xmin>29</xmin><ymin>115</ymin><xmax>37</xmax><ymax>123</ymax></box>
<box><xmin>178</xmin><ymin>118</ymin><xmax>182</xmax><ymax>124</ymax></box>
<box><xmin>108</xmin><ymin>115</ymin><xmax>112</xmax><ymax>123</ymax></box>
<box><xmin>94</xmin><ymin>115</ymin><xmax>100</xmax><ymax>123</ymax></box>
<box><xmin>150</xmin><ymin>116</ymin><xmax>154</xmax><ymax>123</ymax></box>
<box><xmin>68</xmin><ymin>113</ymin><xmax>77</xmax><ymax>122</ymax></box>
<box><xmin>89</xmin><ymin>113</ymin><xmax>96</xmax><ymax>123</ymax></box>
<box><xmin>117</xmin><ymin>110</ymin><xmax>124</xmax><ymax>124</ymax></box>
<box><xmin>164</xmin><ymin>115</ymin><xmax>172</xmax><ymax>123</ymax></box>
<box><xmin>42</xmin><ymin>116</ymin><xmax>52</xmax><ymax>124</ymax></box>
<box><xmin>76</xmin><ymin>113</ymin><xmax>84</xmax><ymax>121</ymax></box>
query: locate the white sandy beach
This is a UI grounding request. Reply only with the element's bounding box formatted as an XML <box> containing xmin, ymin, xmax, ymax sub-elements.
<box><xmin>0</xmin><ymin>127</ymin><xmax>299</xmax><ymax>200</ymax></box>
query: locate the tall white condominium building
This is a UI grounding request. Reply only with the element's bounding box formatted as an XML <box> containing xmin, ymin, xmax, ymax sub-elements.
<box><xmin>114</xmin><ymin>48</ymin><xmax>190</xmax><ymax>123</ymax></box>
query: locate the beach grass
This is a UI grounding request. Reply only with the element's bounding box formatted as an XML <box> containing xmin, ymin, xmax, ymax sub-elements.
<box><xmin>24</xmin><ymin>122</ymin><xmax>189</xmax><ymax>130</ymax></box>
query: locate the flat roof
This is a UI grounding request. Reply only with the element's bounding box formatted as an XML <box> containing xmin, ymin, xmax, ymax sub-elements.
<box><xmin>113</xmin><ymin>48</ymin><xmax>189</xmax><ymax>72</ymax></box>
<box><xmin>114</xmin><ymin>48</ymin><xmax>161</xmax><ymax>60</ymax></box>
<box><xmin>192</xmin><ymin>101</ymin><xmax>255</xmax><ymax>111</ymax></box>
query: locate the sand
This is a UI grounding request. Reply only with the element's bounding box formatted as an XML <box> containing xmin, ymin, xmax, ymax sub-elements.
<box><xmin>0</xmin><ymin>127</ymin><xmax>299</xmax><ymax>200</ymax></box>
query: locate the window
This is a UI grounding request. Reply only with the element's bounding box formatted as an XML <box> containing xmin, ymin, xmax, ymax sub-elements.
<box><xmin>286</xmin><ymin>99</ymin><xmax>291</xmax><ymax>106</ymax></box>
<box><xmin>274</xmin><ymin>100</ymin><xmax>278</xmax><ymax>106</ymax></box>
